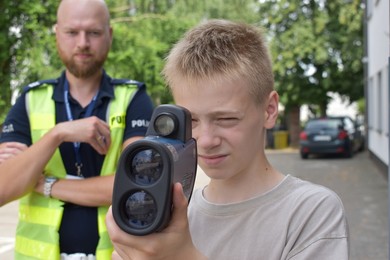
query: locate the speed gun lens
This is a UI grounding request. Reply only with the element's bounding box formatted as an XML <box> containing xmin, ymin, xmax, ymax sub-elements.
<box><xmin>154</xmin><ymin>114</ymin><xmax>176</xmax><ymax>136</ymax></box>
<box><xmin>125</xmin><ymin>191</ymin><xmax>157</xmax><ymax>229</ymax></box>
<box><xmin>130</xmin><ymin>148</ymin><xmax>163</xmax><ymax>185</ymax></box>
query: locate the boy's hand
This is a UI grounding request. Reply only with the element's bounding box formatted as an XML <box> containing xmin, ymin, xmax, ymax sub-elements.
<box><xmin>106</xmin><ymin>183</ymin><xmax>207</xmax><ymax>260</ymax></box>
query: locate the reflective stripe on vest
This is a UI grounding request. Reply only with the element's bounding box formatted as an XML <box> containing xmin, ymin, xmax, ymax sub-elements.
<box><xmin>15</xmin><ymin>83</ymin><xmax>138</xmax><ymax>260</ymax></box>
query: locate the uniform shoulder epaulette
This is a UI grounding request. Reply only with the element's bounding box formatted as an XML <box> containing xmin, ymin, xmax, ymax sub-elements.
<box><xmin>24</xmin><ymin>79</ymin><xmax>58</xmax><ymax>92</ymax></box>
<box><xmin>111</xmin><ymin>78</ymin><xmax>145</xmax><ymax>89</ymax></box>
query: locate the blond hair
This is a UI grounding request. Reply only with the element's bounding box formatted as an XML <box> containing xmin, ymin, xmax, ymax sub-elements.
<box><xmin>162</xmin><ymin>19</ymin><xmax>274</xmax><ymax>104</ymax></box>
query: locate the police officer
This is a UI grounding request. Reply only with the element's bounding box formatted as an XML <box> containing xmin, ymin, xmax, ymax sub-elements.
<box><xmin>0</xmin><ymin>0</ymin><xmax>154</xmax><ymax>259</ymax></box>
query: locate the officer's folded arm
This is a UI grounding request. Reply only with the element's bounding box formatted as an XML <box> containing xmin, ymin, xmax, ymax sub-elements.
<box><xmin>0</xmin><ymin>118</ymin><xmax>110</xmax><ymax>207</ymax></box>
<box><xmin>34</xmin><ymin>175</ymin><xmax>115</xmax><ymax>206</ymax></box>
<box><xmin>0</xmin><ymin>128</ymin><xmax>63</xmax><ymax>206</ymax></box>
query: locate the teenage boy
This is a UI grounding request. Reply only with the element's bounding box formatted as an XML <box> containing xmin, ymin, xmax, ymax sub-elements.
<box><xmin>106</xmin><ymin>19</ymin><xmax>349</xmax><ymax>260</ymax></box>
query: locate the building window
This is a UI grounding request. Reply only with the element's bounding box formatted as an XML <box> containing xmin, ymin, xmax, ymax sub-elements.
<box><xmin>377</xmin><ymin>71</ymin><xmax>382</xmax><ymax>133</ymax></box>
<box><xmin>384</xmin><ymin>65</ymin><xmax>389</xmax><ymax>136</ymax></box>
<box><xmin>368</xmin><ymin>77</ymin><xmax>374</xmax><ymax>129</ymax></box>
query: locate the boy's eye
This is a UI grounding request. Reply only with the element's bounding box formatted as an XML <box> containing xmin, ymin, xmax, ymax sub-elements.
<box><xmin>217</xmin><ymin>117</ymin><xmax>239</xmax><ymax>126</ymax></box>
<box><xmin>220</xmin><ymin>117</ymin><xmax>238</xmax><ymax>121</ymax></box>
<box><xmin>191</xmin><ymin>119</ymin><xmax>199</xmax><ymax>128</ymax></box>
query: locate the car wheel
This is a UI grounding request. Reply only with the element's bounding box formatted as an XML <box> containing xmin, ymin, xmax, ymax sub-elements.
<box><xmin>301</xmin><ymin>152</ymin><xmax>308</xmax><ymax>159</ymax></box>
<box><xmin>344</xmin><ymin>146</ymin><xmax>353</xmax><ymax>158</ymax></box>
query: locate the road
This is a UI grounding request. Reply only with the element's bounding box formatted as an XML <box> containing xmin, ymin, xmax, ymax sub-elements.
<box><xmin>0</xmin><ymin>150</ymin><xmax>387</xmax><ymax>259</ymax></box>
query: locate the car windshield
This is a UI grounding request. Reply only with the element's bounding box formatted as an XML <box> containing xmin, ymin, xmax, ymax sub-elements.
<box><xmin>305</xmin><ymin>119</ymin><xmax>342</xmax><ymax>130</ymax></box>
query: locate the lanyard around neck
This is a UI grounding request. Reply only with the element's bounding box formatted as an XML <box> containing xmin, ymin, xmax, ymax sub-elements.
<box><xmin>63</xmin><ymin>79</ymin><xmax>99</xmax><ymax>177</ymax></box>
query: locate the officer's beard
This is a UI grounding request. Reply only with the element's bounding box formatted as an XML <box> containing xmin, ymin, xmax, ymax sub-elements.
<box><xmin>58</xmin><ymin>49</ymin><xmax>108</xmax><ymax>79</ymax></box>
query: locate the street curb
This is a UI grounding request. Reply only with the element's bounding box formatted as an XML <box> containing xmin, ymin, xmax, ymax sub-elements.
<box><xmin>265</xmin><ymin>148</ymin><xmax>299</xmax><ymax>154</ymax></box>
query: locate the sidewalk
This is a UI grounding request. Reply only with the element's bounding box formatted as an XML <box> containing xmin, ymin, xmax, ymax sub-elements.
<box><xmin>0</xmin><ymin>200</ymin><xmax>18</xmax><ymax>259</ymax></box>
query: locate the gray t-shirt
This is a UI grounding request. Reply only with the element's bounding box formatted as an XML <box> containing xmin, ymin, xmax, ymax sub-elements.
<box><xmin>188</xmin><ymin>175</ymin><xmax>349</xmax><ymax>260</ymax></box>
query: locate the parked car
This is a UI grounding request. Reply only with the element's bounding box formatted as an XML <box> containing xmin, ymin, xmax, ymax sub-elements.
<box><xmin>299</xmin><ymin>116</ymin><xmax>365</xmax><ymax>159</ymax></box>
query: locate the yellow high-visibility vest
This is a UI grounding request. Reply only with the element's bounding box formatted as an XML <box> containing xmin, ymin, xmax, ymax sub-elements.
<box><xmin>15</xmin><ymin>81</ymin><xmax>140</xmax><ymax>260</ymax></box>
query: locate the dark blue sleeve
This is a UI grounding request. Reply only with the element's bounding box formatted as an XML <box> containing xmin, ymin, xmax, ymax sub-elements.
<box><xmin>0</xmin><ymin>92</ymin><xmax>32</xmax><ymax>146</ymax></box>
<box><xmin>123</xmin><ymin>86</ymin><xmax>154</xmax><ymax>140</ymax></box>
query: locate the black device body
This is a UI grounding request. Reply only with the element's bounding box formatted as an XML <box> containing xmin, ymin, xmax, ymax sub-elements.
<box><xmin>112</xmin><ymin>104</ymin><xmax>197</xmax><ymax>236</ymax></box>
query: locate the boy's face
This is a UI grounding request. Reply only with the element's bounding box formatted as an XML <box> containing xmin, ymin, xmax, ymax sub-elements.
<box><xmin>172</xmin><ymin>78</ymin><xmax>275</xmax><ymax>180</ymax></box>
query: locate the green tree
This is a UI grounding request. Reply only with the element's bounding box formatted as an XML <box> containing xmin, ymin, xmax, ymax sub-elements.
<box><xmin>106</xmin><ymin>0</ymin><xmax>200</xmax><ymax>104</ymax></box>
<box><xmin>107</xmin><ymin>15</ymin><xmax>197</xmax><ymax>104</ymax></box>
<box><xmin>0</xmin><ymin>1</ymin><xmax>60</xmax><ymax>122</ymax></box>
<box><xmin>257</xmin><ymin>0</ymin><xmax>364</xmax><ymax>147</ymax></box>
<box><xmin>106</xmin><ymin>0</ymin><xmax>258</xmax><ymax>104</ymax></box>
<box><xmin>0</xmin><ymin>1</ymin><xmax>16</xmax><ymax>119</ymax></box>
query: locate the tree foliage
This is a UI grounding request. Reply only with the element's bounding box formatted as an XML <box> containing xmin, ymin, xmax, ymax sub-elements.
<box><xmin>0</xmin><ymin>1</ymin><xmax>59</xmax><ymax>121</ymax></box>
<box><xmin>256</xmin><ymin>0</ymin><xmax>363</xmax><ymax>147</ymax></box>
<box><xmin>257</xmin><ymin>0</ymin><xmax>364</xmax><ymax>115</ymax></box>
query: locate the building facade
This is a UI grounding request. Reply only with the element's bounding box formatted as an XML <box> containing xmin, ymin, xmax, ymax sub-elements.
<box><xmin>365</xmin><ymin>0</ymin><xmax>389</xmax><ymax>171</ymax></box>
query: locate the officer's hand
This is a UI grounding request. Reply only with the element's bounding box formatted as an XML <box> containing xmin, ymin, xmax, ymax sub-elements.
<box><xmin>53</xmin><ymin>116</ymin><xmax>111</xmax><ymax>155</ymax></box>
<box><xmin>0</xmin><ymin>142</ymin><xmax>28</xmax><ymax>164</ymax></box>
<box><xmin>106</xmin><ymin>183</ymin><xmax>207</xmax><ymax>260</ymax></box>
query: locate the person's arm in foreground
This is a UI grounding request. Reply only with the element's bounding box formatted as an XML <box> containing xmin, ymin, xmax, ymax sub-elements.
<box><xmin>0</xmin><ymin>116</ymin><xmax>110</xmax><ymax>206</ymax></box>
<box><xmin>0</xmin><ymin>142</ymin><xmax>28</xmax><ymax>164</ymax></box>
<box><xmin>33</xmin><ymin>135</ymin><xmax>142</xmax><ymax>207</ymax></box>
<box><xmin>106</xmin><ymin>183</ymin><xmax>208</xmax><ymax>260</ymax></box>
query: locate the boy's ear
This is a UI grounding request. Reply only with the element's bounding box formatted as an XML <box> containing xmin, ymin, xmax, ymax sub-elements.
<box><xmin>264</xmin><ymin>91</ymin><xmax>279</xmax><ymax>129</ymax></box>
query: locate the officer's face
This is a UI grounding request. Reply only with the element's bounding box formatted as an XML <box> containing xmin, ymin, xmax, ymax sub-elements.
<box><xmin>55</xmin><ymin>0</ymin><xmax>113</xmax><ymax>78</ymax></box>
